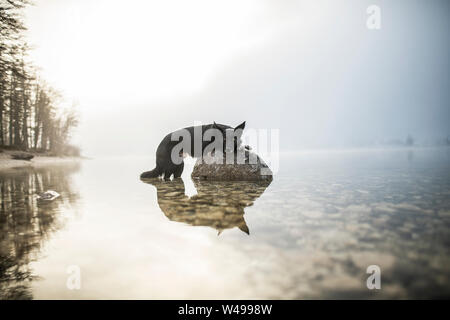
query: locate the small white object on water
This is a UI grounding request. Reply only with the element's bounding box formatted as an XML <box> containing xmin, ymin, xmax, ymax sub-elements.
<box><xmin>37</xmin><ymin>190</ymin><xmax>60</xmax><ymax>201</ymax></box>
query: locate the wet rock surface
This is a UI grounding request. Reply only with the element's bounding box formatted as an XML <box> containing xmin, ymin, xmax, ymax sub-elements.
<box><xmin>191</xmin><ymin>150</ymin><xmax>273</xmax><ymax>181</ymax></box>
<box><xmin>10</xmin><ymin>152</ymin><xmax>34</xmax><ymax>161</ymax></box>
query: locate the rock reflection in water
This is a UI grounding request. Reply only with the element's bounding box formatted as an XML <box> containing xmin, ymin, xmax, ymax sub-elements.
<box><xmin>142</xmin><ymin>178</ymin><xmax>271</xmax><ymax>235</ymax></box>
<box><xmin>0</xmin><ymin>164</ymin><xmax>80</xmax><ymax>300</ymax></box>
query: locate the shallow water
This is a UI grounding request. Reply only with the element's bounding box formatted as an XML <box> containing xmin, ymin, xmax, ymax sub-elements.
<box><xmin>1</xmin><ymin>148</ymin><xmax>450</xmax><ymax>299</ymax></box>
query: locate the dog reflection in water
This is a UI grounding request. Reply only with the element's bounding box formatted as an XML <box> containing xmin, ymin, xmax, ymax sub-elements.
<box><xmin>142</xmin><ymin>178</ymin><xmax>271</xmax><ymax>235</ymax></box>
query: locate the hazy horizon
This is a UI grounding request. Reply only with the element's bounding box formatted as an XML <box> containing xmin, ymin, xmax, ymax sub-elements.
<box><xmin>23</xmin><ymin>0</ymin><xmax>449</xmax><ymax>157</ymax></box>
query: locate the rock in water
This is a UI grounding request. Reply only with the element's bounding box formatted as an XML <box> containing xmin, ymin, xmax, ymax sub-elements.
<box><xmin>11</xmin><ymin>152</ymin><xmax>34</xmax><ymax>161</ymax></box>
<box><xmin>191</xmin><ymin>150</ymin><xmax>272</xmax><ymax>181</ymax></box>
<box><xmin>37</xmin><ymin>190</ymin><xmax>60</xmax><ymax>201</ymax></box>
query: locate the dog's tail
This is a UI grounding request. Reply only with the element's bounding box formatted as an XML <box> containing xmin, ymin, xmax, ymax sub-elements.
<box><xmin>140</xmin><ymin>166</ymin><xmax>162</xmax><ymax>179</ymax></box>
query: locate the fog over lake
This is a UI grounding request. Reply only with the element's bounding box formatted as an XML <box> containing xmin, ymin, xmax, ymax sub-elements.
<box><xmin>23</xmin><ymin>0</ymin><xmax>450</xmax><ymax>156</ymax></box>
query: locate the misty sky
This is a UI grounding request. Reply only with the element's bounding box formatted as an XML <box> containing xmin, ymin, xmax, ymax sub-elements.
<box><xmin>24</xmin><ymin>0</ymin><xmax>449</xmax><ymax>156</ymax></box>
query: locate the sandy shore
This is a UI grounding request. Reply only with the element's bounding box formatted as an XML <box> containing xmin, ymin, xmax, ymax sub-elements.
<box><xmin>0</xmin><ymin>150</ymin><xmax>82</xmax><ymax>172</ymax></box>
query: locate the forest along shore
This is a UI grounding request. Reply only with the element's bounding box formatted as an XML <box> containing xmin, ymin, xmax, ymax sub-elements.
<box><xmin>1</xmin><ymin>1</ymin><xmax>80</xmax><ymax>163</ymax></box>
<box><xmin>0</xmin><ymin>150</ymin><xmax>82</xmax><ymax>171</ymax></box>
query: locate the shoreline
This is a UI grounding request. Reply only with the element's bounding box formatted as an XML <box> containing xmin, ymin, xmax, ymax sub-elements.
<box><xmin>0</xmin><ymin>150</ymin><xmax>83</xmax><ymax>172</ymax></box>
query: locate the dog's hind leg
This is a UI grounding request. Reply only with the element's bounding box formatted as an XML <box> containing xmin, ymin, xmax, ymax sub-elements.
<box><xmin>163</xmin><ymin>169</ymin><xmax>173</xmax><ymax>181</ymax></box>
<box><xmin>173</xmin><ymin>161</ymin><xmax>184</xmax><ymax>179</ymax></box>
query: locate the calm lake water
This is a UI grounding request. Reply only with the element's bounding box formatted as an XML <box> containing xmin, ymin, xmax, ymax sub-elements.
<box><xmin>1</xmin><ymin>148</ymin><xmax>450</xmax><ymax>299</ymax></box>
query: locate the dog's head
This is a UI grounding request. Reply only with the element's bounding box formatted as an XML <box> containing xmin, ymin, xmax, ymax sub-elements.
<box><xmin>212</xmin><ymin>121</ymin><xmax>246</xmax><ymax>153</ymax></box>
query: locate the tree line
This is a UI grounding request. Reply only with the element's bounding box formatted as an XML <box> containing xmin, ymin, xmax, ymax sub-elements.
<box><xmin>0</xmin><ymin>0</ymin><xmax>79</xmax><ymax>156</ymax></box>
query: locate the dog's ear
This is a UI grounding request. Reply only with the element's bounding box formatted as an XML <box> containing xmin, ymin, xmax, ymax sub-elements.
<box><xmin>235</xmin><ymin>121</ymin><xmax>246</xmax><ymax>131</ymax></box>
<box><xmin>212</xmin><ymin>121</ymin><xmax>225</xmax><ymax>133</ymax></box>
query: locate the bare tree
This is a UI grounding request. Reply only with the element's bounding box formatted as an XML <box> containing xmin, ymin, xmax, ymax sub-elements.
<box><xmin>0</xmin><ymin>0</ymin><xmax>79</xmax><ymax>155</ymax></box>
